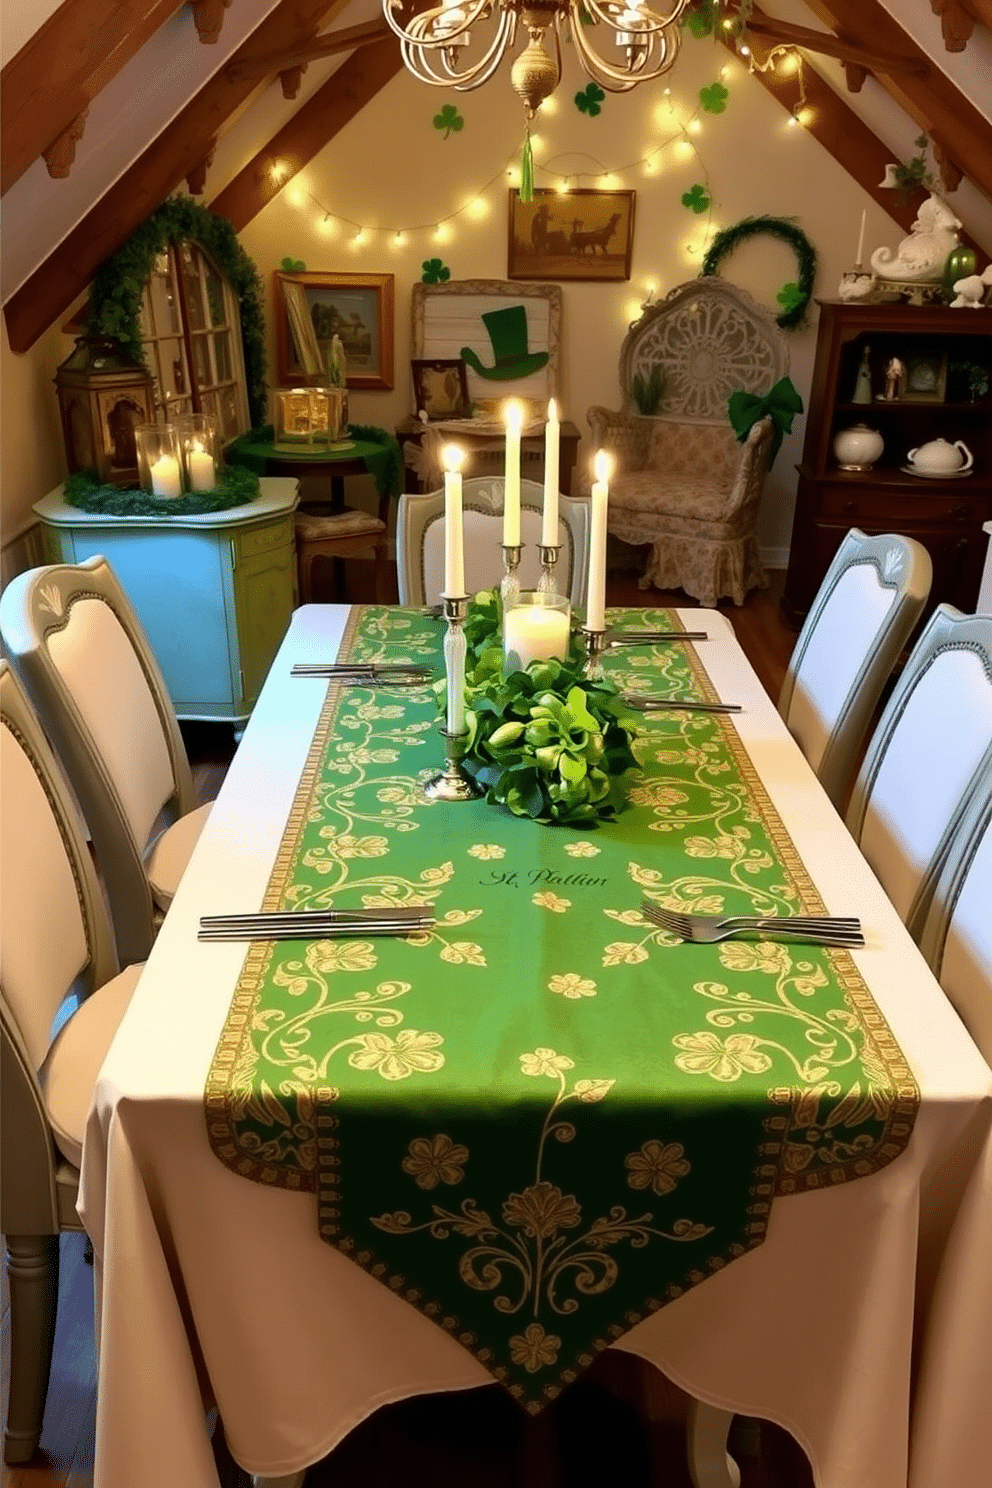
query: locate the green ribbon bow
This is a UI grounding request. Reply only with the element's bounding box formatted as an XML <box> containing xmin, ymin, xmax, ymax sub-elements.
<box><xmin>727</xmin><ymin>376</ymin><xmax>804</xmax><ymax>468</ymax></box>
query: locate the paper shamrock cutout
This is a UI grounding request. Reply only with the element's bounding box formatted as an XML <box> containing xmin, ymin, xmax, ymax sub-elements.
<box><xmin>681</xmin><ymin>184</ymin><xmax>710</xmax><ymax>214</ymax></box>
<box><xmin>700</xmin><ymin>82</ymin><xmax>728</xmax><ymax>114</ymax></box>
<box><xmin>776</xmin><ymin>282</ymin><xmax>805</xmax><ymax>315</ymax></box>
<box><xmin>433</xmin><ymin>104</ymin><xmax>465</xmax><ymax>139</ymax></box>
<box><xmin>685</xmin><ymin>0</ymin><xmax>718</xmax><ymax>37</ymax></box>
<box><xmin>279</xmin><ymin>257</ymin><xmax>306</xmax><ymax>271</ymax></box>
<box><xmin>421</xmin><ymin>259</ymin><xmax>451</xmax><ymax>284</ymax></box>
<box><xmin>575</xmin><ymin>83</ymin><xmax>605</xmax><ymax>116</ymax></box>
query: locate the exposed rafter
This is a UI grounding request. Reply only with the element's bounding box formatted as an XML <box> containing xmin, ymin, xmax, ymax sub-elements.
<box><xmin>745</xmin><ymin>16</ymin><xmax>929</xmax><ymax>79</ymax></box>
<box><xmin>2</xmin><ymin>0</ymin><xmax>353</xmax><ymax>354</ymax></box>
<box><xmin>802</xmin><ymin>0</ymin><xmax>992</xmax><ymax>207</ymax></box>
<box><xmin>1</xmin><ymin>0</ymin><xmax>186</xmax><ymax>195</ymax></box>
<box><xmin>209</xmin><ymin>37</ymin><xmax>404</xmax><ymax>232</ymax></box>
<box><xmin>226</xmin><ymin>18</ymin><xmax>392</xmax><ymax>81</ymax></box>
<box><xmin>724</xmin><ymin>8</ymin><xmax>986</xmax><ymax>256</ymax></box>
<box><xmin>930</xmin><ymin>0</ymin><xmax>992</xmax><ymax>50</ymax></box>
<box><xmin>189</xmin><ymin>0</ymin><xmax>232</xmax><ymax>45</ymax></box>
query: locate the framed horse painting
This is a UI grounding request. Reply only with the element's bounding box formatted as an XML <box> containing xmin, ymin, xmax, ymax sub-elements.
<box><xmin>508</xmin><ymin>188</ymin><xmax>635</xmax><ymax>282</ymax></box>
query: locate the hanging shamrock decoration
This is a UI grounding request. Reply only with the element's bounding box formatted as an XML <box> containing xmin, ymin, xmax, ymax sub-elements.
<box><xmin>681</xmin><ymin>184</ymin><xmax>711</xmax><ymax>214</ymax></box>
<box><xmin>433</xmin><ymin>104</ymin><xmax>465</xmax><ymax>139</ymax></box>
<box><xmin>699</xmin><ymin>82</ymin><xmax>728</xmax><ymax>114</ymax></box>
<box><xmin>421</xmin><ymin>258</ymin><xmax>451</xmax><ymax>284</ymax></box>
<box><xmin>575</xmin><ymin>83</ymin><xmax>605</xmax><ymax>116</ymax></box>
<box><xmin>279</xmin><ymin>257</ymin><xmax>306</xmax><ymax>271</ymax></box>
<box><xmin>683</xmin><ymin>0</ymin><xmax>720</xmax><ymax>37</ymax></box>
<box><xmin>776</xmin><ymin>282</ymin><xmax>805</xmax><ymax>316</ymax></box>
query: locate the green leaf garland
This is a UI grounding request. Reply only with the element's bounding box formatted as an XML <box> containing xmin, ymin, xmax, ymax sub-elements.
<box><xmin>442</xmin><ymin>591</ymin><xmax>641</xmax><ymax>827</ymax></box>
<box><xmin>701</xmin><ymin>215</ymin><xmax>817</xmax><ymax>329</ymax></box>
<box><xmin>62</xmin><ymin>463</ymin><xmax>261</xmax><ymax>517</ymax></box>
<box><xmin>86</xmin><ymin>196</ymin><xmax>268</xmax><ymax>427</ymax></box>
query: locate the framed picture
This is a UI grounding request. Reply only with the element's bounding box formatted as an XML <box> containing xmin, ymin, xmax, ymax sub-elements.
<box><xmin>411</xmin><ymin>279</ymin><xmax>562</xmax><ymax>417</ymax></box>
<box><xmin>411</xmin><ymin>359</ymin><xmax>471</xmax><ymax>421</ymax></box>
<box><xmin>901</xmin><ymin>351</ymin><xmax>948</xmax><ymax>403</ymax></box>
<box><xmin>508</xmin><ymin>188</ymin><xmax>636</xmax><ymax>282</ymax></box>
<box><xmin>274</xmin><ymin>271</ymin><xmax>394</xmax><ymax>389</ymax></box>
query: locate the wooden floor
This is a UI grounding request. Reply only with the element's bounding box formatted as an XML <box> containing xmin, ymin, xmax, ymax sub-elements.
<box><xmin>2</xmin><ymin>559</ymin><xmax>807</xmax><ymax>1488</ymax></box>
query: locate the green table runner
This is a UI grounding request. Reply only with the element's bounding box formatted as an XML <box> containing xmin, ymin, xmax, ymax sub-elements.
<box><xmin>226</xmin><ymin>424</ymin><xmax>402</xmax><ymax>500</ymax></box>
<box><xmin>206</xmin><ymin>606</ymin><xmax>918</xmax><ymax>1411</ymax></box>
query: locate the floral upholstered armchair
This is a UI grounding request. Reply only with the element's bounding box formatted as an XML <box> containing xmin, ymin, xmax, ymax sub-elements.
<box><xmin>583</xmin><ymin>278</ymin><xmax>789</xmax><ymax>606</ymax></box>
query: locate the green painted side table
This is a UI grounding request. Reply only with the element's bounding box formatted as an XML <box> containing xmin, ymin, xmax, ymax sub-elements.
<box><xmin>34</xmin><ymin>478</ymin><xmax>299</xmax><ymax>727</ymax></box>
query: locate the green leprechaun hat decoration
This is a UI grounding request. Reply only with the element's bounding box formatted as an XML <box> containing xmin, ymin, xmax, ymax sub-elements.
<box><xmin>460</xmin><ymin>305</ymin><xmax>549</xmax><ymax>381</ymax></box>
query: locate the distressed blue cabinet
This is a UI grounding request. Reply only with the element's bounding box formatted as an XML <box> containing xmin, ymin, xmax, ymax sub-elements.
<box><xmin>34</xmin><ymin>479</ymin><xmax>299</xmax><ymax>725</ymax></box>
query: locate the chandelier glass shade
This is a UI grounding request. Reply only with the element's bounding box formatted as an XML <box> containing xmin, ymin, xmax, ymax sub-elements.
<box><xmin>382</xmin><ymin>0</ymin><xmax>692</xmax><ymax>117</ymax></box>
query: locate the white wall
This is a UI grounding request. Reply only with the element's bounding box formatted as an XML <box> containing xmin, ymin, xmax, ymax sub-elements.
<box><xmin>232</xmin><ymin>35</ymin><xmax>913</xmax><ymax>563</ymax></box>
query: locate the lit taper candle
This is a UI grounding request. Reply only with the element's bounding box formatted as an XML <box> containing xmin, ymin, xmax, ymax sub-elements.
<box><xmin>586</xmin><ymin>450</ymin><xmax>610</xmax><ymax>632</ymax></box>
<box><xmin>503</xmin><ymin>399</ymin><xmax>522</xmax><ymax>546</ymax></box>
<box><xmin>441</xmin><ymin>444</ymin><xmax>465</xmax><ymax>596</ymax></box>
<box><xmin>541</xmin><ymin>398</ymin><xmax>560</xmax><ymax>546</ymax></box>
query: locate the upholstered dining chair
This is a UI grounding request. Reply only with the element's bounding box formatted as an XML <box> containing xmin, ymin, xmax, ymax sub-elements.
<box><xmin>779</xmin><ymin>528</ymin><xmax>932</xmax><ymax>809</ymax></box>
<box><xmin>846</xmin><ymin>606</ymin><xmax>992</xmax><ymax>943</ymax></box>
<box><xmin>0</xmin><ymin>661</ymin><xmax>144</xmax><ymax>1465</ymax></box>
<box><xmin>918</xmin><ymin>761</ymin><xmax>992</xmax><ymax>1058</ymax></box>
<box><xmin>0</xmin><ymin>555</ymin><xmax>211</xmax><ymax>967</ymax></box>
<box><xmin>396</xmin><ymin>476</ymin><xmax>589</xmax><ymax>609</ymax></box>
<box><xmin>583</xmin><ymin>278</ymin><xmax>789</xmax><ymax>606</ymax></box>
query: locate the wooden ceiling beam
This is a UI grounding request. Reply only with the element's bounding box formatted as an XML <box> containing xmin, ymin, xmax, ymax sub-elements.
<box><xmin>804</xmin><ymin>0</ymin><xmax>992</xmax><ymax>206</ymax></box>
<box><xmin>226</xmin><ymin>18</ymin><xmax>392</xmax><ymax>81</ymax></box>
<box><xmin>2</xmin><ymin>0</ymin><xmax>351</xmax><ymax>354</ymax></box>
<box><xmin>745</xmin><ymin>16</ymin><xmax>929</xmax><ymax>79</ymax></box>
<box><xmin>1</xmin><ymin>0</ymin><xmax>187</xmax><ymax>195</ymax></box>
<box><xmin>724</xmin><ymin>9</ymin><xmax>986</xmax><ymax>258</ymax></box>
<box><xmin>209</xmin><ymin>36</ymin><xmax>403</xmax><ymax>232</ymax></box>
<box><xmin>931</xmin><ymin>0</ymin><xmax>992</xmax><ymax>50</ymax></box>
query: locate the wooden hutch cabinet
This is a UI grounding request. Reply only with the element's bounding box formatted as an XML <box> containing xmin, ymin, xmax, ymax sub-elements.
<box><xmin>783</xmin><ymin>300</ymin><xmax>992</xmax><ymax>626</ymax></box>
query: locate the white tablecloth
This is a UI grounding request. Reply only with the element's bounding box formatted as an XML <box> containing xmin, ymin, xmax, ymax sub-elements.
<box><xmin>79</xmin><ymin>605</ymin><xmax>992</xmax><ymax>1488</ymax></box>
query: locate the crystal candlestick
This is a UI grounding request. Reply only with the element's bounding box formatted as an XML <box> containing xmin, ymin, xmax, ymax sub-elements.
<box><xmin>500</xmin><ymin>545</ymin><xmax>522</xmax><ymax>613</ymax></box>
<box><xmin>424</xmin><ymin>594</ymin><xmax>482</xmax><ymax>802</ymax></box>
<box><xmin>537</xmin><ymin>543</ymin><xmax>561</xmax><ymax>597</ymax></box>
<box><xmin>582</xmin><ymin>626</ymin><xmax>608</xmax><ymax>681</ymax></box>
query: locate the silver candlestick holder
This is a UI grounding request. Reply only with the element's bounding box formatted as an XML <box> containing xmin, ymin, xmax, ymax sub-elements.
<box><xmin>424</xmin><ymin>593</ymin><xmax>483</xmax><ymax>802</ymax></box>
<box><xmin>537</xmin><ymin>543</ymin><xmax>561</xmax><ymax>597</ymax></box>
<box><xmin>500</xmin><ymin>545</ymin><xmax>522</xmax><ymax>613</ymax></box>
<box><xmin>582</xmin><ymin>626</ymin><xmax>608</xmax><ymax>681</ymax></box>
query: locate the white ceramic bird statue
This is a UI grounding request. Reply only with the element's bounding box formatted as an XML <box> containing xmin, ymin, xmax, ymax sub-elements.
<box><xmin>950</xmin><ymin>275</ymin><xmax>986</xmax><ymax>308</ymax></box>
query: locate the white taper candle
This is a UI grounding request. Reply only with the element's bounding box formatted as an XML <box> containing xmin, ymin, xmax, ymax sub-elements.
<box><xmin>855</xmin><ymin>208</ymin><xmax>867</xmax><ymax>268</ymax></box>
<box><xmin>503</xmin><ymin>400</ymin><xmax>522</xmax><ymax>546</ymax></box>
<box><xmin>541</xmin><ymin>398</ymin><xmax>560</xmax><ymax>546</ymax></box>
<box><xmin>586</xmin><ymin>450</ymin><xmax>610</xmax><ymax>632</ymax></box>
<box><xmin>442</xmin><ymin>444</ymin><xmax>465</xmax><ymax>597</ymax></box>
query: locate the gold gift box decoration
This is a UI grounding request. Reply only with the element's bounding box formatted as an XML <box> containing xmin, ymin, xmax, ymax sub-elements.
<box><xmin>274</xmin><ymin>387</ymin><xmax>349</xmax><ymax>451</ymax></box>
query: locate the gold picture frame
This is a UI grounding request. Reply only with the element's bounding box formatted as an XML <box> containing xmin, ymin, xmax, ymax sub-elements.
<box><xmin>508</xmin><ymin>188</ymin><xmax>636</xmax><ymax>282</ymax></box>
<box><xmin>411</xmin><ymin>359</ymin><xmax>471</xmax><ymax>420</ymax></box>
<box><xmin>274</xmin><ymin>271</ymin><xmax>395</xmax><ymax>389</ymax></box>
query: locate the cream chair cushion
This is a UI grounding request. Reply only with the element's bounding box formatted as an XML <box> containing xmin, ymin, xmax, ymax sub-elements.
<box><xmin>40</xmin><ymin>962</ymin><xmax>144</xmax><ymax>1168</ymax></box>
<box><xmin>146</xmin><ymin>801</ymin><xmax>213</xmax><ymax>910</ymax></box>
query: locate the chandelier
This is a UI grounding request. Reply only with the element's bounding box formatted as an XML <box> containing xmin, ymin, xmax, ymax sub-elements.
<box><xmin>382</xmin><ymin>1</ymin><xmax>693</xmax><ymax>119</ymax></box>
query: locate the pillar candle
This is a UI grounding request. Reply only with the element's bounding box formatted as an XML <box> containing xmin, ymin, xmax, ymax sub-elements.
<box><xmin>503</xmin><ymin>400</ymin><xmax>522</xmax><ymax>546</ymax></box>
<box><xmin>586</xmin><ymin>450</ymin><xmax>610</xmax><ymax>631</ymax></box>
<box><xmin>150</xmin><ymin>454</ymin><xmax>182</xmax><ymax>499</ymax></box>
<box><xmin>503</xmin><ymin>603</ymin><xmax>571</xmax><ymax>673</ymax></box>
<box><xmin>442</xmin><ymin>444</ymin><xmax>465</xmax><ymax>596</ymax></box>
<box><xmin>855</xmin><ymin>208</ymin><xmax>867</xmax><ymax>268</ymax></box>
<box><xmin>541</xmin><ymin>398</ymin><xmax>560</xmax><ymax>546</ymax></box>
<box><xmin>187</xmin><ymin>443</ymin><xmax>216</xmax><ymax>493</ymax></box>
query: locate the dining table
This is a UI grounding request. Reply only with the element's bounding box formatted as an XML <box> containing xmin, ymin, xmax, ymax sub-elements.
<box><xmin>78</xmin><ymin>601</ymin><xmax>992</xmax><ymax>1488</ymax></box>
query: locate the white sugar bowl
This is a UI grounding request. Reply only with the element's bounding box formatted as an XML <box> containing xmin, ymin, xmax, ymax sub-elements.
<box><xmin>907</xmin><ymin>439</ymin><xmax>973</xmax><ymax>476</ymax></box>
<box><xmin>833</xmin><ymin>424</ymin><xmax>884</xmax><ymax>471</ymax></box>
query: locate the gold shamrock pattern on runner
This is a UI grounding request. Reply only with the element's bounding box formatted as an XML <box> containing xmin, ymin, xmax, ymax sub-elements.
<box><xmin>370</xmin><ymin>1048</ymin><xmax>711</xmax><ymax>1384</ymax></box>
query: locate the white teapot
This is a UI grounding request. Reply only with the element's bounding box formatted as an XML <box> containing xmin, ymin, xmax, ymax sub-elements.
<box><xmin>906</xmin><ymin>438</ymin><xmax>973</xmax><ymax>476</ymax></box>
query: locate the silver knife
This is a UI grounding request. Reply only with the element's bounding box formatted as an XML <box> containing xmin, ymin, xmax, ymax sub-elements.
<box><xmin>623</xmin><ymin>696</ymin><xmax>742</xmax><ymax>713</ymax></box>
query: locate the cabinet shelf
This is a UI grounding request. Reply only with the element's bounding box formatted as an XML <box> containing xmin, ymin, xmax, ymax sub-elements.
<box><xmin>783</xmin><ymin>301</ymin><xmax>992</xmax><ymax>627</ymax></box>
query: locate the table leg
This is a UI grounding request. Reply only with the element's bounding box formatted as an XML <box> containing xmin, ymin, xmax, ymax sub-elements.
<box><xmin>687</xmin><ymin>1400</ymin><xmax>740</xmax><ymax>1488</ymax></box>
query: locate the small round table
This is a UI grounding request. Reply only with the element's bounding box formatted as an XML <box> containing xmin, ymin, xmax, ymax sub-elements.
<box><xmin>226</xmin><ymin>432</ymin><xmax>399</xmax><ymax>523</ymax></box>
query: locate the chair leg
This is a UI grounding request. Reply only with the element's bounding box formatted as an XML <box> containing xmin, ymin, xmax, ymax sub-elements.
<box><xmin>686</xmin><ymin>1400</ymin><xmax>740</xmax><ymax>1488</ymax></box>
<box><xmin>372</xmin><ymin>540</ymin><xmax>391</xmax><ymax>605</ymax></box>
<box><xmin>3</xmin><ymin>1234</ymin><xmax>59</xmax><ymax>1464</ymax></box>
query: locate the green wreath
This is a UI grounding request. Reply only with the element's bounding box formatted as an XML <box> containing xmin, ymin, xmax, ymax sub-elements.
<box><xmin>701</xmin><ymin>215</ymin><xmax>817</xmax><ymax>329</ymax></box>
<box><xmin>85</xmin><ymin>196</ymin><xmax>267</xmax><ymax>426</ymax></box>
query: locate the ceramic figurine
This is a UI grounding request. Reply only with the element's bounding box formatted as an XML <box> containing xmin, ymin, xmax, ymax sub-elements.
<box><xmin>950</xmin><ymin>275</ymin><xmax>988</xmax><ymax>309</ymax></box>
<box><xmin>852</xmin><ymin>345</ymin><xmax>873</xmax><ymax>403</ymax></box>
<box><xmin>870</xmin><ymin>193</ymin><xmax>962</xmax><ymax>283</ymax></box>
<box><xmin>882</xmin><ymin>357</ymin><xmax>906</xmax><ymax>401</ymax></box>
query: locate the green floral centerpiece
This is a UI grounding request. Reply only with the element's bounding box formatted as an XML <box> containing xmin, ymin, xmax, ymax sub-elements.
<box><xmin>443</xmin><ymin>590</ymin><xmax>641</xmax><ymax>826</ymax></box>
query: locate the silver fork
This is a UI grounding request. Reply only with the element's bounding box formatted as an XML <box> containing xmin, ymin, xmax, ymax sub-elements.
<box><xmin>640</xmin><ymin>900</ymin><xmax>864</xmax><ymax>946</ymax></box>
